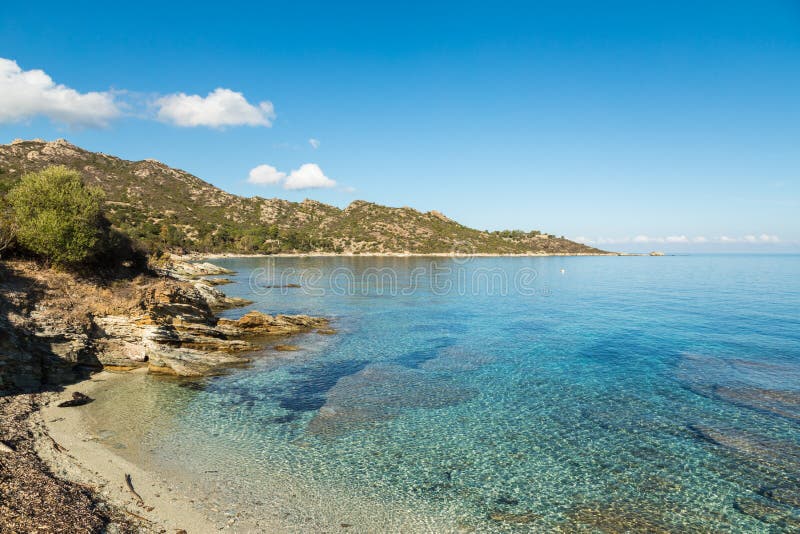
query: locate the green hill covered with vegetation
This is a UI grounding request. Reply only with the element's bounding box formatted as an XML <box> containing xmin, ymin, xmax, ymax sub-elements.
<box><xmin>0</xmin><ymin>139</ymin><xmax>608</xmax><ymax>255</ymax></box>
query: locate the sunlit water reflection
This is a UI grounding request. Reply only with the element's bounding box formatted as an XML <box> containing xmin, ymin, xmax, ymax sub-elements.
<box><xmin>84</xmin><ymin>255</ymin><xmax>800</xmax><ymax>531</ymax></box>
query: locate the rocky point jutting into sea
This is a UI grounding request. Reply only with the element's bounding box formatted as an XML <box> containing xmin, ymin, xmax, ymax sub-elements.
<box><xmin>0</xmin><ymin>256</ymin><xmax>331</xmax><ymax>531</ymax></box>
<box><xmin>0</xmin><ymin>257</ymin><xmax>330</xmax><ymax>387</ymax></box>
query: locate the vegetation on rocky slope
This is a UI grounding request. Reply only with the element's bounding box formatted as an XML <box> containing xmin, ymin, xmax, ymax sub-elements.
<box><xmin>0</xmin><ymin>139</ymin><xmax>607</xmax><ymax>255</ymax></box>
<box><xmin>6</xmin><ymin>166</ymin><xmax>107</xmax><ymax>265</ymax></box>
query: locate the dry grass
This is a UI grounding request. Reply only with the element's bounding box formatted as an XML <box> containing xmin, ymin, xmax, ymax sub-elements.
<box><xmin>2</xmin><ymin>260</ymin><xmax>158</xmax><ymax>327</ymax></box>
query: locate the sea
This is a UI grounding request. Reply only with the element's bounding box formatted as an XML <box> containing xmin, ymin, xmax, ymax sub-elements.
<box><xmin>81</xmin><ymin>255</ymin><xmax>800</xmax><ymax>532</ymax></box>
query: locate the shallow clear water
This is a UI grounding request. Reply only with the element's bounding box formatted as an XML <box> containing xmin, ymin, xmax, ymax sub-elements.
<box><xmin>86</xmin><ymin>255</ymin><xmax>800</xmax><ymax>531</ymax></box>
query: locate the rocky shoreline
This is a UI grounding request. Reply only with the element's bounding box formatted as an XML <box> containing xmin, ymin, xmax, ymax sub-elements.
<box><xmin>0</xmin><ymin>257</ymin><xmax>333</xmax><ymax>532</ymax></box>
<box><xmin>1</xmin><ymin>257</ymin><xmax>332</xmax><ymax>387</ymax></box>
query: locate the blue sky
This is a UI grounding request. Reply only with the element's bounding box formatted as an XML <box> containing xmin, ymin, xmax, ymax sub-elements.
<box><xmin>1</xmin><ymin>1</ymin><xmax>798</xmax><ymax>252</ymax></box>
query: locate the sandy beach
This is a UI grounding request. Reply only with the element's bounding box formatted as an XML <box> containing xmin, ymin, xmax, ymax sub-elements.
<box><xmin>36</xmin><ymin>371</ymin><xmax>243</xmax><ymax>533</ymax></box>
<box><xmin>33</xmin><ymin>370</ymin><xmax>462</xmax><ymax>534</ymax></box>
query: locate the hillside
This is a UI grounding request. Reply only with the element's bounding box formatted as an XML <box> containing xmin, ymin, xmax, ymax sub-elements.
<box><xmin>0</xmin><ymin>139</ymin><xmax>608</xmax><ymax>255</ymax></box>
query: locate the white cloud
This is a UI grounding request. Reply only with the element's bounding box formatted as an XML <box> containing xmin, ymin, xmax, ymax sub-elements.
<box><xmin>573</xmin><ymin>234</ymin><xmax>781</xmax><ymax>246</ymax></box>
<box><xmin>247</xmin><ymin>164</ymin><xmax>285</xmax><ymax>185</ymax></box>
<box><xmin>666</xmin><ymin>235</ymin><xmax>689</xmax><ymax>243</ymax></box>
<box><xmin>633</xmin><ymin>235</ymin><xmax>663</xmax><ymax>243</ymax></box>
<box><xmin>0</xmin><ymin>58</ymin><xmax>282</xmax><ymax>130</ymax></box>
<box><xmin>284</xmin><ymin>163</ymin><xmax>336</xmax><ymax>190</ymax></box>
<box><xmin>0</xmin><ymin>58</ymin><xmax>120</xmax><ymax>127</ymax></box>
<box><xmin>247</xmin><ymin>162</ymin><xmax>337</xmax><ymax>190</ymax></box>
<box><xmin>309</xmin><ymin>138</ymin><xmax>320</xmax><ymax>149</ymax></box>
<box><xmin>725</xmin><ymin>234</ymin><xmax>780</xmax><ymax>244</ymax></box>
<box><xmin>759</xmin><ymin>234</ymin><xmax>780</xmax><ymax>243</ymax></box>
<box><xmin>155</xmin><ymin>88</ymin><xmax>274</xmax><ymax>128</ymax></box>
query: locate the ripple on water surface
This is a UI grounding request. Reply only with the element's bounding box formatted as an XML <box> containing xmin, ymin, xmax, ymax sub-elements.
<box><xmin>82</xmin><ymin>256</ymin><xmax>800</xmax><ymax>531</ymax></box>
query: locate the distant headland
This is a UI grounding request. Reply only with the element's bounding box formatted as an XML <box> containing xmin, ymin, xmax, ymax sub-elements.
<box><xmin>0</xmin><ymin>139</ymin><xmax>612</xmax><ymax>257</ymax></box>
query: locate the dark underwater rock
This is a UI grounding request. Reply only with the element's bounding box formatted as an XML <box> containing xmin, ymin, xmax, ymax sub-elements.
<box><xmin>566</xmin><ymin>503</ymin><xmax>673</xmax><ymax>533</ymax></box>
<box><xmin>689</xmin><ymin>424</ymin><xmax>800</xmax><ymax>473</ymax></box>
<box><xmin>308</xmin><ymin>363</ymin><xmax>476</xmax><ymax>435</ymax></box>
<box><xmin>712</xmin><ymin>385</ymin><xmax>800</xmax><ymax>423</ymax></box>
<box><xmin>762</xmin><ymin>485</ymin><xmax>800</xmax><ymax>509</ymax></box>
<box><xmin>734</xmin><ymin>496</ymin><xmax>800</xmax><ymax>529</ymax></box>
<box><xmin>57</xmin><ymin>392</ymin><xmax>93</xmax><ymax>408</ymax></box>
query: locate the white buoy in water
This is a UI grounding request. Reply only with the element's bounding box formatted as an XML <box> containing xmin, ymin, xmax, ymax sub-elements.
<box><xmin>560</xmin><ymin>268</ymin><xmax>566</xmax><ymax>274</ymax></box>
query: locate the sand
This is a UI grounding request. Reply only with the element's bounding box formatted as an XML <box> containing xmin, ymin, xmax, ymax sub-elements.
<box><xmin>36</xmin><ymin>370</ymin><xmax>242</xmax><ymax>533</ymax></box>
<box><xmin>34</xmin><ymin>371</ymin><xmax>463</xmax><ymax>533</ymax></box>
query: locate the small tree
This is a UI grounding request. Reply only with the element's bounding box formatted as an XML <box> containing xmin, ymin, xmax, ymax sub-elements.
<box><xmin>159</xmin><ymin>223</ymin><xmax>184</xmax><ymax>248</ymax></box>
<box><xmin>7</xmin><ymin>166</ymin><xmax>104</xmax><ymax>265</ymax></box>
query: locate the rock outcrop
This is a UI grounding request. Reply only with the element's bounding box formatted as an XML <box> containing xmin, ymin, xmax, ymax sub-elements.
<box><xmin>0</xmin><ymin>259</ymin><xmax>330</xmax><ymax>390</ymax></box>
<box><xmin>151</xmin><ymin>257</ymin><xmax>252</xmax><ymax>311</ymax></box>
<box><xmin>152</xmin><ymin>259</ymin><xmax>232</xmax><ymax>279</ymax></box>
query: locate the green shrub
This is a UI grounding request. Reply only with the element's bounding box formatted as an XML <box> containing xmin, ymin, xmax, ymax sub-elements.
<box><xmin>7</xmin><ymin>166</ymin><xmax>104</xmax><ymax>265</ymax></box>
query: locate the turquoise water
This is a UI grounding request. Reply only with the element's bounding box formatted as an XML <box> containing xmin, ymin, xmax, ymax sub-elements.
<box><xmin>90</xmin><ymin>255</ymin><xmax>800</xmax><ymax>531</ymax></box>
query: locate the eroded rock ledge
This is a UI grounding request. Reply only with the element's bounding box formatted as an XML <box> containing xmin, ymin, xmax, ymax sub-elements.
<box><xmin>97</xmin><ymin>281</ymin><xmax>328</xmax><ymax>377</ymax></box>
<box><xmin>0</xmin><ymin>259</ymin><xmax>330</xmax><ymax>390</ymax></box>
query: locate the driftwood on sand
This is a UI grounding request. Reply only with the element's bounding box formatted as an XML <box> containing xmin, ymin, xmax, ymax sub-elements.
<box><xmin>47</xmin><ymin>434</ymin><xmax>68</xmax><ymax>453</ymax></box>
<box><xmin>125</xmin><ymin>473</ymin><xmax>144</xmax><ymax>506</ymax></box>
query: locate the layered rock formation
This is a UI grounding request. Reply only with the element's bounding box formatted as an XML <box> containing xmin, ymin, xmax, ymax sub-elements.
<box><xmin>150</xmin><ymin>257</ymin><xmax>253</xmax><ymax>311</ymax></box>
<box><xmin>0</xmin><ymin>260</ymin><xmax>329</xmax><ymax>391</ymax></box>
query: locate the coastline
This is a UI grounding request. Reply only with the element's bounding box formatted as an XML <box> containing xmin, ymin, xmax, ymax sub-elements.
<box><xmin>7</xmin><ymin>255</ymin><xmax>785</xmax><ymax>533</ymax></box>
<box><xmin>176</xmin><ymin>251</ymin><xmax>627</xmax><ymax>260</ymax></box>
<box><xmin>0</xmin><ymin>391</ymin><xmax>142</xmax><ymax>532</ymax></box>
<box><xmin>3</xmin><ymin>254</ymin><xmax>649</xmax><ymax>533</ymax></box>
<box><xmin>36</xmin><ymin>371</ymin><xmax>461</xmax><ymax>533</ymax></box>
<box><xmin>0</xmin><ymin>256</ymin><xmax>333</xmax><ymax>531</ymax></box>
<box><xmin>37</xmin><ymin>371</ymin><xmax>254</xmax><ymax>532</ymax></box>
<box><xmin>2</xmin><ymin>252</ymin><xmax>566</xmax><ymax>533</ymax></box>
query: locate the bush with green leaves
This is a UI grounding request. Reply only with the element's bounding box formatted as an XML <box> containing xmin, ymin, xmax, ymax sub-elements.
<box><xmin>7</xmin><ymin>166</ymin><xmax>105</xmax><ymax>265</ymax></box>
